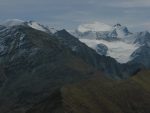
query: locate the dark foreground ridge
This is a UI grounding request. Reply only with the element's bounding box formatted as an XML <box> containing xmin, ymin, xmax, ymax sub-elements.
<box><xmin>26</xmin><ymin>70</ymin><xmax>150</xmax><ymax>113</ymax></box>
<box><xmin>0</xmin><ymin>25</ymin><xmax>148</xmax><ymax>113</ymax></box>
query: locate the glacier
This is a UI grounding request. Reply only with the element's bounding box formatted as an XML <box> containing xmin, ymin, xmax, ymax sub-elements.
<box><xmin>71</xmin><ymin>22</ymin><xmax>141</xmax><ymax>63</ymax></box>
<box><xmin>79</xmin><ymin>39</ymin><xmax>138</xmax><ymax>63</ymax></box>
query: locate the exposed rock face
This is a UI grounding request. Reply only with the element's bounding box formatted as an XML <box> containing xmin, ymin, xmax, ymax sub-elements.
<box><xmin>129</xmin><ymin>31</ymin><xmax>150</xmax><ymax>68</ymax></box>
<box><xmin>134</xmin><ymin>31</ymin><xmax>150</xmax><ymax>46</ymax></box>
<box><xmin>130</xmin><ymin>45</ymin><xmax>150</xmax><ymax>68</ymax></box>
<box><xmin>96</xmin><ymin>43</ymin><xmax>108</xmax><ymax>55</ymax></box>
<box><xmin>96</xmin><ymin>30</ymin><xmax>118</xmax><ymax>41</ymax></box>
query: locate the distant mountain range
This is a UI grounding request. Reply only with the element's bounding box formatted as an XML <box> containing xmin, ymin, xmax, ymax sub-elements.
<box><xmin>0</xmin><ymin>19</ymin><xmax>149</xmax><ymax>113</ymax></box>
<box><xmin>71</xmin><ymin>22</ymin><xmax>150</xmax><ymax>67</ymax></box>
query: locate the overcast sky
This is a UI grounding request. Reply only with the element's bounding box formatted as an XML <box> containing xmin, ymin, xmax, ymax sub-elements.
<box><xmin>0</xmin><ymin>0</ymin><xmax>150</xmax><ymax>32</ymax></box>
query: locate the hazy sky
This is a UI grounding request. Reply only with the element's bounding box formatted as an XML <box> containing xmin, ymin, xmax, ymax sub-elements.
<box><xmin>0</xmin><ymin>0</ymin><xmax>150</xmax><ymax>31</ymax></box>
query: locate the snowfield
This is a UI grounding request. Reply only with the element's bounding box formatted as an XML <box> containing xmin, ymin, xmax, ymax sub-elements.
<box><xmin>72</xmin><ymin>22</ymin><xmax>141</xmax><ymax>63</ymax></box>
<box><xmin>80</xmin><ymin>39</ymin><xmax>139</xmax><ymax>63</ymax></box>
<box><xmin>27</xmin><ymin>21</ymin><xmax>47</xmax><ymax>32</ymax></box>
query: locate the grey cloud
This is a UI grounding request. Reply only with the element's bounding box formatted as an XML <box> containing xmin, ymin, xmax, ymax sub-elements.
<box><xmin>0</xmin><ymin>0</ymin><xmax>149</xmax><ymax>31</ymax></box>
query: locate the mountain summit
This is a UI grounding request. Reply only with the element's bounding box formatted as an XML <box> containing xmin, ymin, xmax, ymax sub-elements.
<box><xmin>71</xmin><ymin>21</ymin><xmax>150</xmax><ymax>66</ymax></box>
<box><xmin>2</xmin><ymin>19</ymin><xmax>25</xmax><ymax>27</ymax></box>
<box><xmin>1</xmin><ymin>19</ymin><xmax>57</xmax><ymax>34</ymax></box>
<box><xmin>72</xmin><ymin>22</ymin><xmax>131</xmax><ymax>40</ymax></box>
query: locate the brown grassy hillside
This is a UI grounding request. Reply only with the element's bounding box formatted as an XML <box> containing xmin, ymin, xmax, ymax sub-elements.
<box><xmin>62</xmin><ymin>70</ymin><xmax>150</xmax><ymax>113</ymax></box>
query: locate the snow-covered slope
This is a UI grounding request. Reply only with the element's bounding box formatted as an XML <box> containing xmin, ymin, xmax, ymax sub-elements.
<box><xmin>80</xmin><ymin>39</ymin><xmax>138</xmax><ymax>63</ymax></box>
<box><xmin>27</xmin><ymin>21</ymin><xmax>57</xmax><ymax>33</ymax></box>
<box><xmin>71</xmin><ymin>22</ymin><xmax>142</xmax><ymax>63</ymax></box>
<box><xmin>71</xmin><ymin>22</ymin><xmax>132</xmax><ymax>40</ymax></box>
<box><xmin>27</xmin><ymin>21</ymin><xmax>48</xmax><ymax>32</ymax></box>
<box><xmin>1</xmin><ymin>19</ymin><xmax>150</xmax><ymax>65</ymax></box>
<box><xmin>0</xmin><ymin>19</ymin><xmax>57</xmax><ymax>34</ymax></box>
<box><xmin>2</xmin><ymin>19</ymin><xmax>25</xmax><ymax>27</ymax></box>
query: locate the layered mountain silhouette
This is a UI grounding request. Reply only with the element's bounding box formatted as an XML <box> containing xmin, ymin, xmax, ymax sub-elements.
<box><xmin>0</xmin><ymin>19</ymin><xmax>149</xmax><ymax>113</ymax></box>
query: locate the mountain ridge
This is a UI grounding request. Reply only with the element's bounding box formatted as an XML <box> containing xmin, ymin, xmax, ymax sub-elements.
<box><xmin>0</xmin><ymin>19</ymin><xmax>149</xmax><ymax>113</ymax></box>
<box><xmin>71</xmin><ymin>21</ymin><xmax>150</xmax><ymax>67</ymax></box>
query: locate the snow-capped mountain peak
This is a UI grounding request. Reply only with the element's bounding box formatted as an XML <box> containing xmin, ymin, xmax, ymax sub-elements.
<box><xmin>27</xmin><ymin>21</ymin><xmax>58</xmax><ymax>34</ymax></box>
<box><xmin>113</xmin><ymin>24</ymin><xmax>131</xmax><ymax>38</ymax></box>
<box><xmin>27</xmin><ymin>21</ymin><xmax>50</xmax><ymax>33</ymax></box>
<box><xmin>113</xmin><ymin>23</ymin><xmax>122</xmax><ymax>28</ymax></box>
<box><xmin>70</xmin><ymin>21</ymin><xmax>142</xmax><ymax>63</ymax></box>
<box><xmin>1</xmin><ymin>19</ymin><xmax>25</xmax><ymax>27</ymax></box>
<box><xmin>71</xmin><ymin>22</ymin><xmax>132</xmax><ymax>40</ymax></box>
<box><xmin>0</xmin><ymin>19</ymin><xmax>58</xmax><ymax>34</ymax></box>
<box><xmin>139</xmin><ymin>31</ymin><xmax>150</xmax><ymax>36</ymax></box>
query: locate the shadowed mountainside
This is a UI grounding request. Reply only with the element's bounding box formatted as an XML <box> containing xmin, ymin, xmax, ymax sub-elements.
<box><xmin>26</xmin><ymin>70</ymin><xmax>150</xmax><ymax>113</ymax></box>
<box><xmin>0</xmin><ymin>25</ymin><xmax>148</xmax><ymax>113</ymax></box>
<box><xmin>62</xmin><ymin>70</ymin><xmax>150</xmax><ymax>113</ymax></box>
<box><xmin>0</xmin><ymin>26</ymin><xmax>98</xmax><ymax>113</ymax></box>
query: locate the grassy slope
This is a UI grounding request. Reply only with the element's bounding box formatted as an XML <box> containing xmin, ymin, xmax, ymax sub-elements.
<box><xmin>62</xmin><ymin>70</ymin><xmax>150</xmax><ymax>113</ymax></box>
